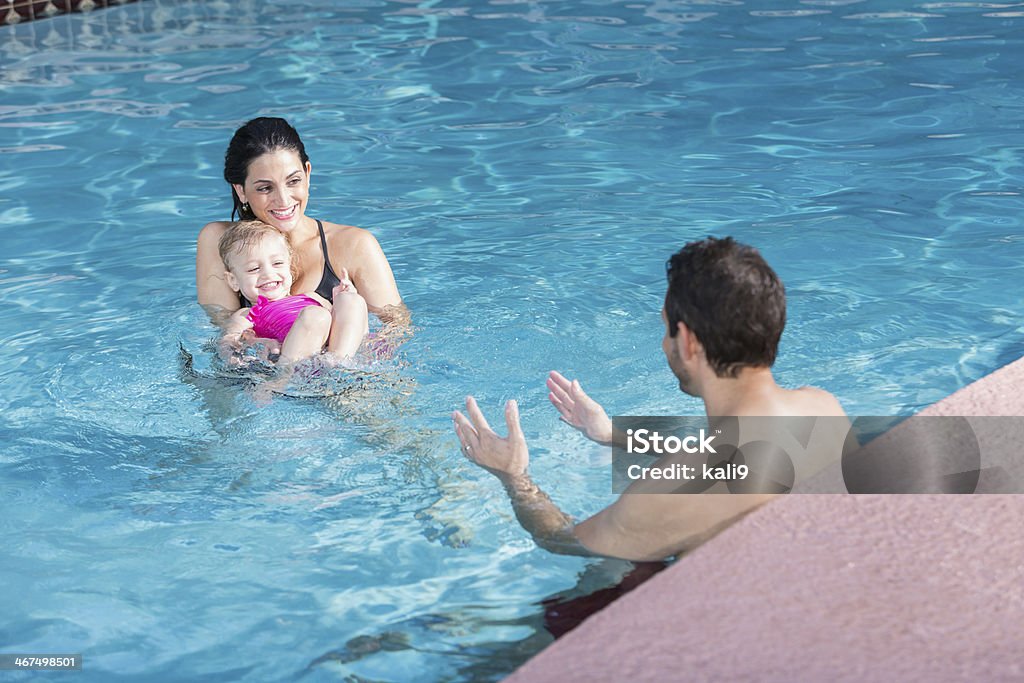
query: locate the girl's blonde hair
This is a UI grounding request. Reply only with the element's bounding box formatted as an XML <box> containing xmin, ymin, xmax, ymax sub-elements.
<box><xmin>218</xmin><ymin>220</ymin><xmax>291</xmax><ymax>269</ymax></box>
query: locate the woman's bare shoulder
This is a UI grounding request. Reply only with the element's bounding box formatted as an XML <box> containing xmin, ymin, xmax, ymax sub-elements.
<box><xmin>320</xmin><ymin>220</ymin><xmax>372</xmax><ymax>238</ymax></box>
<box><xmin>200</xmin><ymin>220</ymin><xmax>231</xmax><ymax>233</ymax></box>
<box><xmin>319</xmin><ymin>220</ymin><xmax>382</xmax><ymax>252</ymax></box>
<box><xmin>198</xmin><ymin>220</ymin><xmax>231</xmax><ymax>244</ymax></box>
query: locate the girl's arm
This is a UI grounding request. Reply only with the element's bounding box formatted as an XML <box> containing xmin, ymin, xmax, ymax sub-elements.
<box><xmin>217</xmin><ymin>308</ymin><xmax>256</xmax><ymax>362</ymax></box>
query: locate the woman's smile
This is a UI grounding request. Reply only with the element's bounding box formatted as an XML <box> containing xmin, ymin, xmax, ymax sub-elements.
<box><xmin>268</xmin><ymin>204</ymin><xmax>298</xmax><ymax>221</ymax></box>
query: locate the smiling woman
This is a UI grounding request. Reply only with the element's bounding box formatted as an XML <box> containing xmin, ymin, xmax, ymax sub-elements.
<box><xmin>195</xmin><ymin>117</ymin><xmax>406</xmax><ymax>328</ymax></box>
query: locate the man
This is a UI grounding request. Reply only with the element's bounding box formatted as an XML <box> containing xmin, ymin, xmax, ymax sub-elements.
<box><xmin>452</xmin><ymin>237</ymin><xmax>847</xmax><ymax>561</ymax></box>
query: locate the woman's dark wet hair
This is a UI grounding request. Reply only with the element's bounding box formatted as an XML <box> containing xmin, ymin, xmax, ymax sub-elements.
<box><xmin>223</xmin><ymin>117</ymin><xmax>310</xmax><ymax>220</ymax></box>
<box><xmin>665</xmin><ymin>236</ymin><xmax>786</xmax><ymax>378</ymax></box>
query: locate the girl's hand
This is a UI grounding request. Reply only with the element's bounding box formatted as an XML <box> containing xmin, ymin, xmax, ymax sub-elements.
<box><xmin>223</xmin><ymin>330</ymin><xmax>282</xmax><ymax>366</ymax></box>
<box><xmin>226</xmin><ymin>307</ymin><xmax>253</xmax><ymax>332</ymax></box>
<box><xmin>333</xmin><ymin>267</ymin><xmax>359</xmax><ymax>298</ymax></box>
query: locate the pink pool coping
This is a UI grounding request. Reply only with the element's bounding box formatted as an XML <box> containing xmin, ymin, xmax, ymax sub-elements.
<box><xmin>507</xmin><ymin>356</ymin><xmax>1024</xmax><ymax>682</ymax></box>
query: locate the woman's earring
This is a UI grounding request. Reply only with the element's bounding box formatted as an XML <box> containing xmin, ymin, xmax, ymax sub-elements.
<box><xmin>243</xmin><ymin>202</ymin><xmax>250</xmax><ymax>212</ymax></box>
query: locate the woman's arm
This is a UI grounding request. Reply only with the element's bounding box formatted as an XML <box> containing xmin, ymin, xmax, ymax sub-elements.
<box><xmin>329</xmin><ymin>226</ymin><xmax>403</xmax><ymax>311</ymax></box>
<box><xmin>196</xmin><ymin>221</ymin><xmax>241</xmax><ymax>326</ymax></box>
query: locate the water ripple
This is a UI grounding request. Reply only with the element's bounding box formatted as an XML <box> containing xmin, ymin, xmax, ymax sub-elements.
<box><xmin>0</xmin><ymin>144</ymin><xmax>65</xmax><ymax>153</ymax></box>
<box><xmin>143</xmin><ymin>63</ymin><xmax>250</xmax><ymax>83</ymax></box>
<box><xmin>844</xmin><ymin>11</ymin><xmax>945</xmax><ymax>18</ymax></box>
<box><xmin>0</xmin><ymin>99</ymin><xmax>186</xmax><ymax>120</ymax></box>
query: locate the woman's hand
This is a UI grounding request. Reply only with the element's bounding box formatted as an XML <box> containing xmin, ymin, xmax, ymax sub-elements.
<box><xmin>546</xmin><ymin>371</ymin><xmax>614</xmax><ymax>445</ymax></box>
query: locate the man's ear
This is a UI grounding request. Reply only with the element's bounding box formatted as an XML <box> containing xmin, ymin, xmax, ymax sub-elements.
<box><xmin>225</xmin><ymin>270</ymin><xmax>240</xmax><ymax>292</ymax></box>
<box><xmin>677</xmin><ymin>321</ymin><xmax>702</xmax><ymax>360</ymax></box>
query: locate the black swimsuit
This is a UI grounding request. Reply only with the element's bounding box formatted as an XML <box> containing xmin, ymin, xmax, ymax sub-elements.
<box><xmin>240</xmin><ymin>219</ymin><xmax>341</xmax><ymax>307</ymax></box>
<box><xmin>312</xmin><ymin>219</ymin><xmax>342</xmax><ymax>302</ymax></box>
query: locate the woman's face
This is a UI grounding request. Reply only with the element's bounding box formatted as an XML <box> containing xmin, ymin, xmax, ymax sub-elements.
<box><xmin>233</xmin><ymin>148</ymin><xmax>312</xmax><ymax>234</ymax></box>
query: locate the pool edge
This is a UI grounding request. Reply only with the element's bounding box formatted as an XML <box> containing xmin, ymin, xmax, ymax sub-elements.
<box><xmin>3</xmin><ymin>0</ymin><xmax>141</xmax><ymax>25</ymax></box>
<box><xmin>505</xmin><ymin>355</ymin><xmax>1024</xmax><ymax>682</ymax></box>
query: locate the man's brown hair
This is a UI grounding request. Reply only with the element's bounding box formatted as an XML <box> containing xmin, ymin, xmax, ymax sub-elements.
<box><xmin>665</xmin><ymin>237</ymin><xmax>786</xmax><ymax>378</ymax></box>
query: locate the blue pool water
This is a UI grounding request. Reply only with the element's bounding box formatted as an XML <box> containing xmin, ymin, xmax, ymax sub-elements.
<box><xmin>1</xmin><ymin>0</ymin><xmax>1022</xmax><ymax>680</ymax></box>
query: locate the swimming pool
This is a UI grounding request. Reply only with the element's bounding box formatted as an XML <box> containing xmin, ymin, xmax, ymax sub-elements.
<box><xmin>1</xmin><ymin>0</ymin><xmax>1022</xmax><ymax>680</ymax></box>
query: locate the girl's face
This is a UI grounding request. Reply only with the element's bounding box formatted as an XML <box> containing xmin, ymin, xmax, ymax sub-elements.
<box><xmin>224</xmin><ymin>233</ymin><xmax>294</xmax><ymax>303</ymax></box>
<box><xmin>233</xmin><ymin>149</ymin><xmax>311</xmax><ymax>234</ymax></box>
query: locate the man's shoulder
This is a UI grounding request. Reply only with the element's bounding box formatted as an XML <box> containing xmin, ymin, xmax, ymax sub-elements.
<box><xmin>790</xmin><ymin>385</ymin><xmax>846</xmax><ymax>416</ymax></box>
<box><xmin>733</xmin><ymin>384</ymin><xmax>846</xmax><ymax>418</ymax></box>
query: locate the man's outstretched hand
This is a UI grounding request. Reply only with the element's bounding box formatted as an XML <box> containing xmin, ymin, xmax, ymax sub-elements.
<box><xmin>453</xmin><ymin>396</ymin><xmax>529</xmax><ymax>478</ymax></box>
<box><xmin>546</xmin><ymin>371</ymin><xmax>614</xmax><ymax>445</ymax></box>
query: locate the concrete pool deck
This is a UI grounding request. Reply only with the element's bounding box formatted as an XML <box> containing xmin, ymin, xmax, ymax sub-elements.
<box><xmin>507</xmin><ymin>356</ymin><xmax>1024</xmax><ymax>682</ymax></box>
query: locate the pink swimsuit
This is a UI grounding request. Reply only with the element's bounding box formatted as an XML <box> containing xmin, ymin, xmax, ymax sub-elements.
<box><xmin>247</xmin><ymin>295</ymin><xmax>322</xmax><ymax>343</ymax></box>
